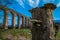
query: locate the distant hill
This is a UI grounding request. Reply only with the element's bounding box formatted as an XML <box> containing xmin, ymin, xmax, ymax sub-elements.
<box><xmin>54</xmin><ymin>20</ymin><xmax>60</xmax><ymax>23</ymax></box>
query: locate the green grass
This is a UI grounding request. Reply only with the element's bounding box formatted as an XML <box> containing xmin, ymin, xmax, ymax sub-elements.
<box><xmin>0</xmin><ymin>28</ymin><xmax>60</xmax><ymax>40</ymax></box>
<box><xmin>0</xmin><ymin>29</ymin><xmax>31</xmax><ymax>40</ymax></box>
<box><xmin>56</xmin><ymin>29</ymin><xmax>60</xmax><ymax>40</ymax></box>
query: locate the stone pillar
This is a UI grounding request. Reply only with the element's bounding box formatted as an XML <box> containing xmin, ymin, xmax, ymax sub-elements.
<box><xmin>22</xmin><ymin>16</ymin><xmax>25</xmax><ymax>28</ymax></box>
<box><xmin>25</xmin><ymin>17</ymin><xmax>28</xmax><ymax>28</ymax></box>
<box><xmin>28</xmin><ymin>19</ymin><xmax>29</xmax><ymax>26</ymax></box>
<box><xmin>12</xmin><ymin>13</ymin><xmax>16</xmax><ymax>29</ymax></box>
<box><xmin>28</xmin><ymin>19</ymin><xmax>30</xmax><ymax>28</ymax></box>
<box><xmin>29</xmin><ymin>3</ymin><xmax>56</xmax><ymax>40</ymax></box>
<box><xmin>18</xmin><ymin>15</ymin><xmax>20</xmax><ymax>29</ymax></box>
<box><xmin>4</xmin><ymin>10</ymin><xmax>8</xmax><ymax>30</ymax></box>
<box><xmin>40</xmin><ymin>8</ymin><xmax>50</xmax><ymax>40</ymax></box>
<box><xmin>29</xmin><ymin>19</ymin><xmax>32</xmax><ymax>29</ymax></box>
<box><xmin>46</xmin><ymin>9</ymin><xmax>55</xmax><ymax>40</ymax></box>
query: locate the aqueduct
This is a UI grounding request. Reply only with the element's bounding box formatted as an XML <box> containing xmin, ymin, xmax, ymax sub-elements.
<box><xmin>0</xmin><ymin>5</ymin><xmax>31</xmax><ymax>30</ymax></box>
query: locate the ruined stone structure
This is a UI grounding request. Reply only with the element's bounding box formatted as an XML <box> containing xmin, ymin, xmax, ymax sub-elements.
<box><xmin>29</xmin><ymin>3</ymin><xmax>56</xmax><ymax>40</ymax></box>
<box><xmin>0</xmin><ymin>5</ymin><xmax>30</xmax><ymax>30</ymax></box>
<box><xmin>0</xmin><ymin>3</ymin><xmax>57</xmax><ymax>40</ymax></box>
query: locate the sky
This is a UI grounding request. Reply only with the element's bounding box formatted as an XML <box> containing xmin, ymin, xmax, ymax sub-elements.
<box><xmin>0</xmin><ymin>0</ymin><xmax>60</xmax><ymax>25</ymax></box>
<box><xmin>15</xmin><ymin>0</ymin><xmax>60</xmax><ymax>20</ymax></box>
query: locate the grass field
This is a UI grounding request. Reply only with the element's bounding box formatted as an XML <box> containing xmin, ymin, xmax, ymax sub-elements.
<box><xmin>0</xmin><ymin>29</ymin><xmax>60</xmax><ymax>40</ymax></box>
<box><xmin>0</xmin><ymin>29</ymin><xmax>31</xmax><ymax>40</ymax></box>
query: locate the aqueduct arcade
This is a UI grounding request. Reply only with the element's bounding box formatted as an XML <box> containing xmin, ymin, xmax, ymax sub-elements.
<box><xmin>0</xmin><ymin>5</ymin><xmax>30</xmax><ymax>30</ymax></box>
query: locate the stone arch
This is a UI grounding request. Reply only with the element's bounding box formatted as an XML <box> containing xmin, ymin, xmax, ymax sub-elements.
<box><xmin>25</xmin><ymin>17</ymin><xmax>28</xmax><ymax>28</ymax></box>
<box><xmin>8</xmin><ymin>12</ymin><xmax>12</xmax><ymax>29</ymax></box>
<box><xmin>10</xmin><ymin>11</ymin><xmax>16</xmax><ymax>29</ymax></box>
<box><xmin>15</xmin><ymin>15</ymin><xmax>18</xmax><ymax>28</ymax></box>
<box><xmin>0</xmin><ymin>6</ymin><xmax>30</xmax><ymax>29</ymax></box>
<box><xmin>2</xmin><ymin>9</ymin><xmax>9</xmax><ymax>30</ymax></box>
<box><xmin>19</xmin><ymin>15</ymin><xmax>23</xmax><ymax>28</ymax></box>
<box><xmin>17</xmin><ymin>14</ymin><xmax>21</xmax><ymax>29</ymax></box>
<box><xmin>0</xmin><ymin>9</ymin><xmax>4</xmax><ymax>29</ymax></box>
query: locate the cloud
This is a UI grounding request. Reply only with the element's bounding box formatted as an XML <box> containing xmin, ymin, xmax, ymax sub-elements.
<box><xmin>43</xmin><ymin>0</ymin><xmax>55</xmax><ymax>3</ymax></box>
<box><xmin>28</xmin><ymin>0</ymin><xmax>40</xmax><ymax>8</ymax></box>
<box><xmin>16</xmin><ymin>0</ymin><xmax>40</xmax><ymax>8</ymax></box>
<box><xmin>57</xmin><ymin>2</ymin><xmax>60</xmax><ymax>7</ymax></box>
<box><xmin>16</xmin><ymin>0</ymin><xmax>25</xmax><ymax>8</ymax></box>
